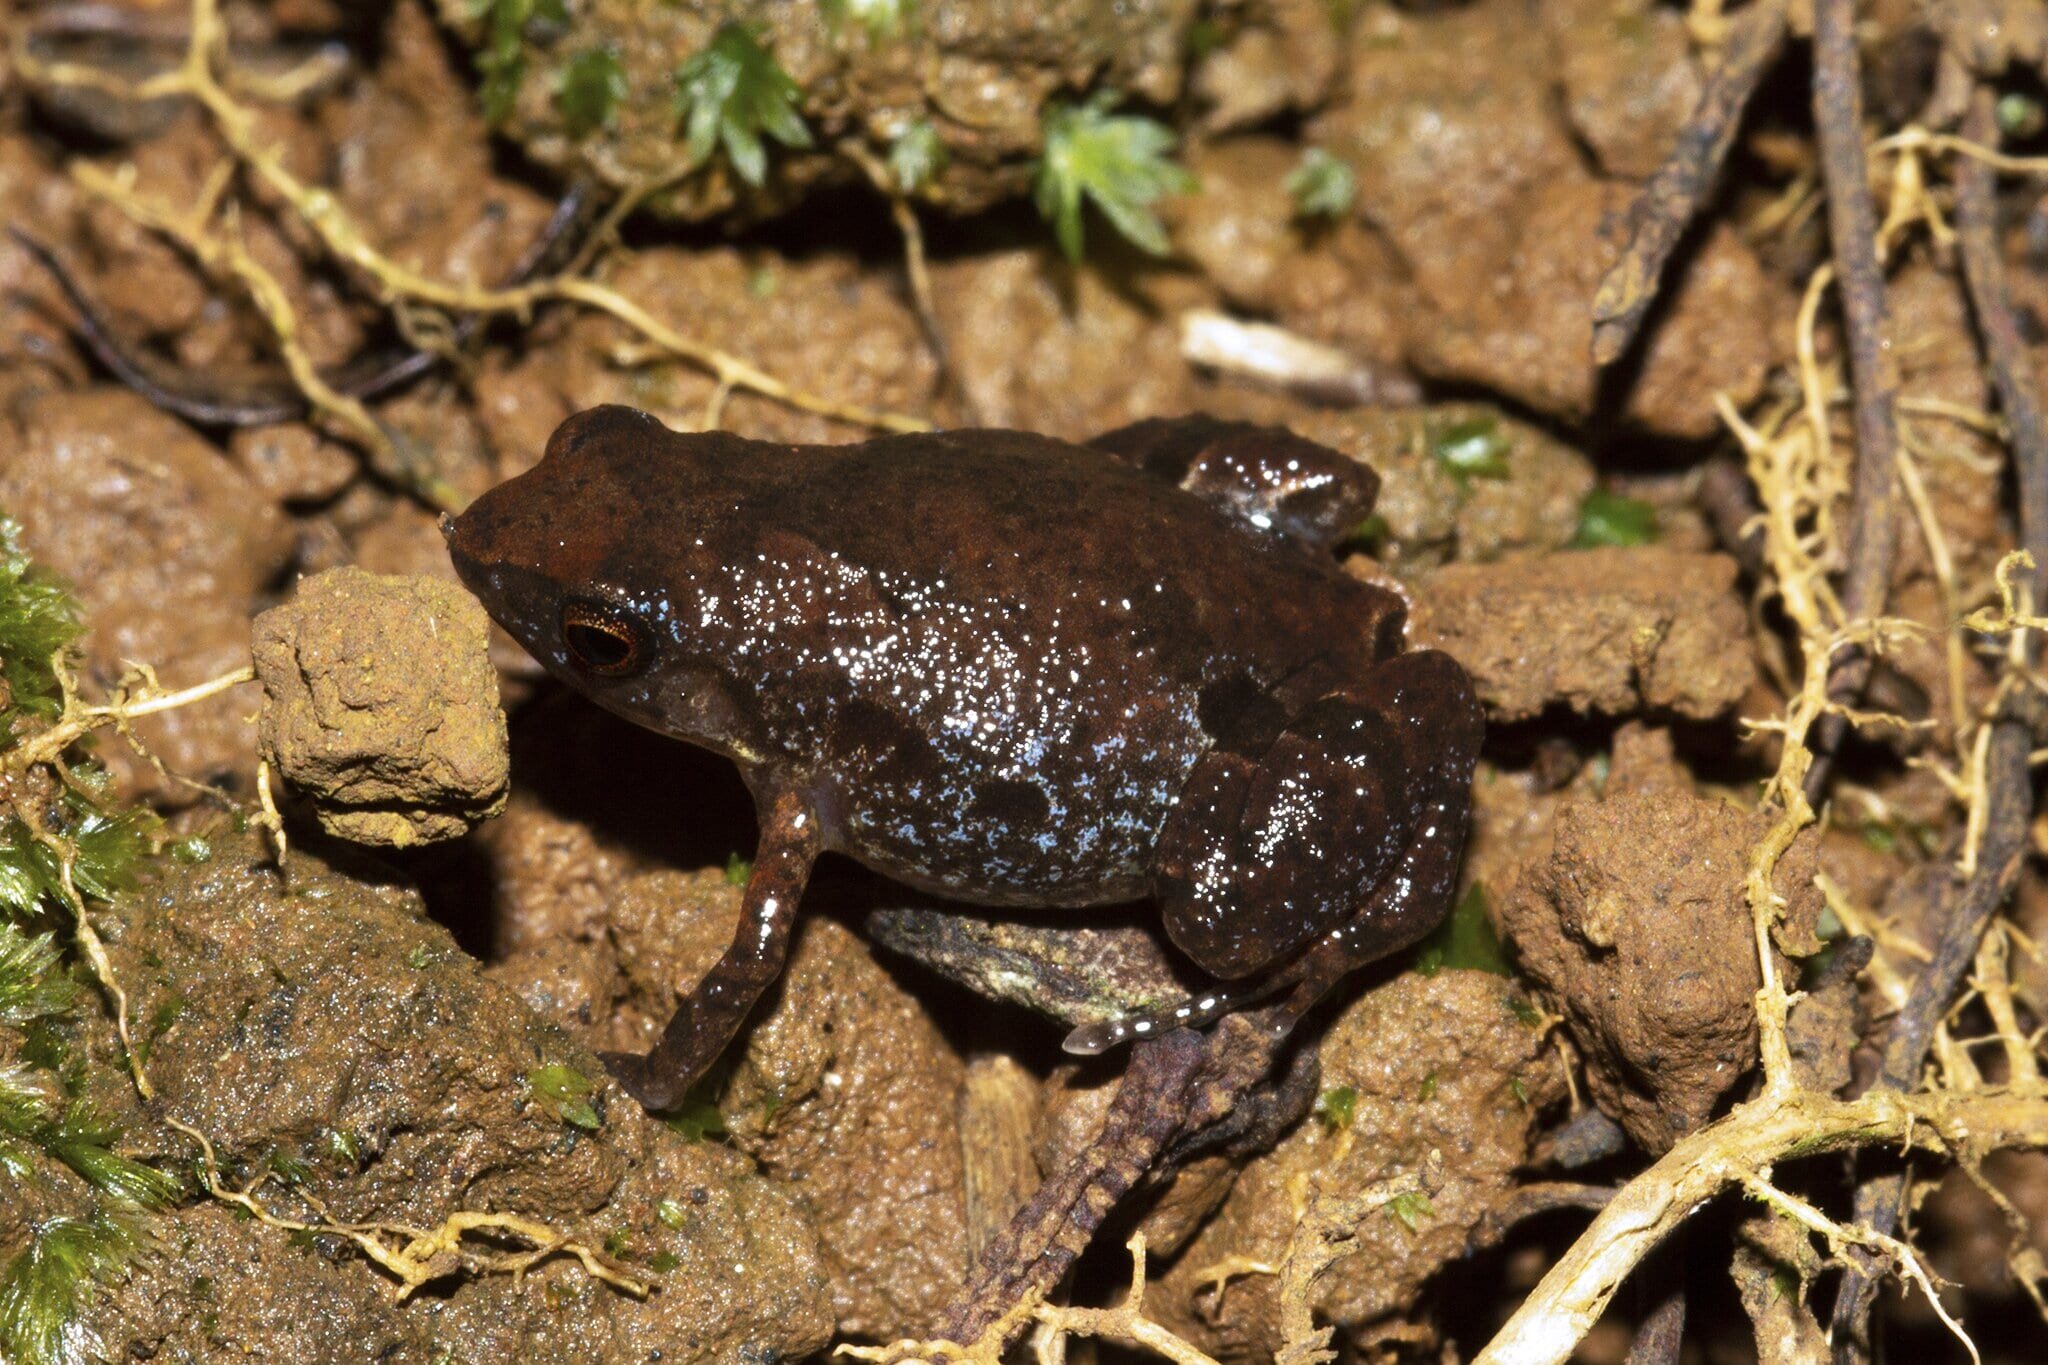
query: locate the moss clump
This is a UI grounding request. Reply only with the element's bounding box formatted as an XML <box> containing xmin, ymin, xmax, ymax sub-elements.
<box><xmin>1034</xmin><ymin>93</ymin><xmax>1195</xmax><ymax>261</ymax></box>
<box><xmin>672</xmin><ymin>24</ymin><xmax>812</xmax><ymax>188</ymax></box>
<box><xmin>0</xmin><ymin>517</ymin><xmax>82</xmax><ymax>732</ymax></box>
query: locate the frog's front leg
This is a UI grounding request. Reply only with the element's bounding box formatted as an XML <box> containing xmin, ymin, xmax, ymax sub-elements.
<box><xmin>601</xmin><ymin>788</ymin><xmax>822</xmax><ymax>1110</ymax></box>
<box><xmin>1066</xmin><ymin>649</ymin><xmax>1481</xmax><ymax>1055</ymax></box>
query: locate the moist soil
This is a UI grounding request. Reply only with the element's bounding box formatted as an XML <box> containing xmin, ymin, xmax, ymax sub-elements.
<box><xmin>2</xmin><ymin>2</ymin><xmax>2045</xmax><ymax>1363</ymax></box>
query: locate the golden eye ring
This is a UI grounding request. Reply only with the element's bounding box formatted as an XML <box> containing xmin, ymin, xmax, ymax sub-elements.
<box><xmin>560</xmin><ymin>600</ymin><xmax>647</xmax><ymax>675</ymax></box>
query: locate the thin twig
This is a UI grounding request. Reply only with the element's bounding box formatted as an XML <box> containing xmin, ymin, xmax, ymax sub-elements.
<box><xmin>1830</xmin><ymin>86</ymin><xmax>2048</xmax><ymax>1356</ymax></box>
<box><xmin>1592</xmin><ymin>0</ymin><xmax>1788</xmax><ymax>364</ymax></box>
<box><xmin>1802</xmin><ymin>0</ymin><xmax>1903</xmax><ymax>802</ymax></box>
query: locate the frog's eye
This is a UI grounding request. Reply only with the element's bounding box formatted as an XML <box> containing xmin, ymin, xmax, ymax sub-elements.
<box><xmin>560</xmin><ymin>600</ymin><xmax>648</xmax><ymax>676</ymax></box>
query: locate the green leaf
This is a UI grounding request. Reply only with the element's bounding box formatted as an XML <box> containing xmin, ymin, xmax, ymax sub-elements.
<box><xmin>1412</xmin><ymin>882</ymin><xmax>1511</xmax><ymax>978</ymax></box>
<box><xmin>1417</xmin><ymin>1070</ymin><xmax>1437</xmax><ymax>1102</ymax></box>
<box><xmin>526</xmin><ymin>1062</ymin><xmax>601</xmax><ymax>1131</ymax></box>
<box><xmin>1034</xmin><ymin>93</ymin><xmax>1195</xmax><ymax>261</ymax></box>
<box><xmin>722</xmin><ymin>852</ymin><xmax>752</xmax><ymax>886</ymax></box>
<box><xmin>1286</xmin><ymin>147</ymin><xmax>1355</xmax><ymax>222</ymax></box>
<box><xmin>1429</xmin><ymin>416</ymin><xmax>1512</xmax><ymax>483</ymax></box>
<box><xmin>1313</xmin><ymin>1085</ymin><xmax>1356</xmax><ymax>1131</ymax></box>
<box><xmin>556</xmin><ymin>46</ymin><xmax>627</xmax><ymax>139</ymax></box>
<box><xmin>673</xmin><ymin>24</ymin><xmax>812</xmax><ymax>188</ymax></box>
<box><xmin>1570</xmin><ymin>489</ymin><xmax>1659</xmax><ymax>549</ymax></box>
<box><xmin>888</xmin><ymin>120</ymin><xmax>946</xmax><ymax>195</ymax></box>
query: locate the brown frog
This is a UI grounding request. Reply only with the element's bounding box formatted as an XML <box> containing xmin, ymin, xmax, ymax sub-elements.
<box><xmin>447</xmin><ymin>407</ymin><xmax>1482</xmax><ymax>1110</ymax></box>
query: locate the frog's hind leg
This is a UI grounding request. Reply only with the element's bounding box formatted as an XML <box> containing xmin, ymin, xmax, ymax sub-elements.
<box><xmin>1066</xmin><ymin>649</ymin><xmax>1481</xmax><ymax>1056</ymax></box>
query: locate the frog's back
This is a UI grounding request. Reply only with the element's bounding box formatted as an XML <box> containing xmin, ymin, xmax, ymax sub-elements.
<box><xmin>694</xmin><ymin>429</ymin><xmax>1399</xmax><ymax>905</ymax></box>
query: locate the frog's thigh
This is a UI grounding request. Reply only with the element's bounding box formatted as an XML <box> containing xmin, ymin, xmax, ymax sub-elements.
<box><xmin>1154</xmin><ymin>653</ymin><xmax>1472</xmax><ymax>979</ymax></box>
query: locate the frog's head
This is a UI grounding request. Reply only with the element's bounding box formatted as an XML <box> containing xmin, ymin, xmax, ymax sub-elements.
<box><xmin>446</xmin><ymin>405</ymin><xmax>678</xmax><ymax>705</ymax></box>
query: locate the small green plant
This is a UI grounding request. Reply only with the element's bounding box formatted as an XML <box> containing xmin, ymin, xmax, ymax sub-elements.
<box><xmin>888</xmin><ymin>120</ymin><xmax>946</xmax><ymax>195</ymax></box>
<box><xmin>1428</xmin><ymin>416</ymin><xmax>1513</xmax><ymax>484</ymax></box>
<box><xmin>1313</xmin><ymin>1085</ymin><xmax>1357</xmax><ymax>1131</ymax></box>
<box><xmin>465</xmin><ymin>0</ymin><xmax>569</xmax><ymax>124</ymax></box>
<box><xmin>1387</xmin><ymin>1189</ymin><xmax>1435</xmax><ymax>1233</ymax></box>
<box><xmin>556</xmin><ymin>46</ymin><xmax>628</xmax><ymax>138</ymax></box>
<box><xmin>0</xmin><ymin>1207</ymin><xmax>151</xmax><ymax>1365</ymax></box>
<box><xmin>1033</xmin><ymin>93</ymin><xmax>1195</xmax><ymax>261</ymax></box>
<box><xmin>673</xmin><ymin>24</ymin><xmax>813</xmax><ymax>188</ymax></box>
<box><xmin>1286</xmin><ymin>147</ymin><xmax>1356</xmax><ymax>222</ymax></box>
<box><xmin>722</xmin><ymin>852</ymin><xmax>752</xmax><ymax>886</ymax></box>
<box><xmin>1570</xmin><ymin>489</ymin><xmax>1659</xmax><ymax>548</ymax></box>
<box><xmin>0</xmin><ymin>516</ymin><xmax>82</xmax><ymax>731</ymax></box>
<box><xmin>1412</xmin><ymin>882</ymin><xmax>1511</xmax><ymax>978</ymax></box>
<box><xmin>525</xmin><ymin>1062</ymin><xmax>601</xmax><ymax>1131</ymax></box>
<box><xmin>820</xmin><ymin>0</ymin><xmax>918</xmax><ymax>45</ymax></box>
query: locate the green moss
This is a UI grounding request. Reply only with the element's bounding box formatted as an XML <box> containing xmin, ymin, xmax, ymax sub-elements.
<box><xmin>1033</xmin><ymin>93</ymin><xmax>1195</xmax><ymax>261</ymax></box>
<box><xmin>820</xmin><ymin>0</ymin><xmax>918</xmax><ymax>45</ymax></box>
<box><xmin>888</xmin><ymin>120</ymin><xmax>946</xmax><ymax>195</ymax></box>
<box><xmin>673</xmin><ymin>24</ymin><xmax>813</xmax><ymax>188</ymax></box>
<box><xmin>722</xmin><ymin>852</ymin><xmax>752</xmax><ymax>886</ymax></box>
<box><xmin>0</xmin><ymin>925</ymin><xmax>74</xmax><ymax>1027</ymax></box>
<box><xmin>556</xmin><ymin>46</ymin><xmax>627</xmax><ymax>138</ymax></box>
<box><xmin>0</xmin><ymin>1207</ymin><xmax>150</xmax><ymax>1365</ymax></box>
<box><xmin>1428</xmin><ymin>416</ymin><xmax>1512</xmax><ymax>484</ymax></box>
<box><xmin>1286</xmin><ymin>147</ymin><xmax>1356</xmax><ymax>222</ymax></box>
<box><xmin>0</xmin><ymin>515</ymin><xmax>82</xmax><ymax>732</ymax></box>
<box><xmin>1313</xmin><ymin>1085</ymin><xmax>1356</xmax><ymax>1131</ymax></box>
<box><xmin>1386</xmin><ymin>1189</ymin><xmax>1434</xmax><ymax>1234</ymax></box>
<box><xmin>1570</xmin><ymin>490</ymin><xmax>1659</xmax><ymax>549</ymax></box>
<box><xmin>1411</xmin><ymin>882</ymin><xmax>1511</xmax><ymax>978</ymax></box>
<box><xmin>465</xmin><ymin>0</ymin><xmax>569</xmax><ymax>124</ymax></box>
<box><xmin>1417</xmin><ymin>1070</ymin><xmax>1437</xmax><ymax>1102</ymax></box>
<box><xmin>526</xmin><ymin>1062</ymin><xmax>601</xmax><ymax>1131</ymax></box>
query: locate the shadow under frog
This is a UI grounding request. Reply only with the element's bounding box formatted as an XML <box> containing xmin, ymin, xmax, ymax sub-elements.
<box><xmin>447</xmin><ymin>405</ymin><xmax>1482</xmax><ymax>1112</ymax></box>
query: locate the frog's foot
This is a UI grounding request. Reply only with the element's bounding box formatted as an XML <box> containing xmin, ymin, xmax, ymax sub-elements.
<box><xmin>1088</xmin><ymin>415</ymin><xmax>1379</xmax><ymax>552</ymax></box>
<box><xmin>1073</xmin><ymin>650</ymin><xmax>1481</xmax><ymax>1057</ymax></box>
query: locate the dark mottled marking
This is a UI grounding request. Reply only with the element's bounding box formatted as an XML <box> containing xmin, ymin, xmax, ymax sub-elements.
<box><xmin>1196</xmin><ymin>672</ymin><xmax>1289</xmax><ymax>756</ymax></box>
<box><xmin>969</xmin><ymin>779</ymin><xmax>1051</xmax><ymax>828</ymax></box>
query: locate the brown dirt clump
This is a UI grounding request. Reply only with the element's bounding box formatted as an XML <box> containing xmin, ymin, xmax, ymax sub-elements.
<box><xmin>1497</xmin><ymin>728</ymin><xmax>1824</xmax><ymax>1152</ymax></box>
<box><xmin>432</xmin><ymin>0</ymin><xmax>1210</xmax><ymax>221</ymax></box>
<box><xmin>605</xmin><ymin>868</ymin><xmax>974</xmax><ymax>1340</ymax></box>
<box><xmin>1148</xmin><ymin>968</ymin><xmax>1565</xmax><ymax>1360</ymax></box>
<box><xmin>0</xmin><ymin>385</ymin><xmax>291</xmax><ymax>800</ymax></box>
<box><xmin>254</xmin><ymin>568</ymin><xmax>510</xmax><ymax>847</ymax></box>
<box><xmin>473</xmin><ymin>245</ymin><xmax>940</xmax><ymax>454</ymax></box>
<box><xmin>95</xmin><ymin>841</ymin><xmax>834</xmax><ymax>1363</ymax></box>
<box><xmin>1409</xmin><ymin>547</ymin><xmax>1755</xmax><ymax>722</ymax></box>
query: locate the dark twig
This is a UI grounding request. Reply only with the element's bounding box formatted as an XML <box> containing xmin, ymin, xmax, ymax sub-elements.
<box><xmin>1829</xmin><ymin>88</ymin><xmax>2048</xmax><ymax>1360</ymax></box>
<box><xmin>1591</xmin><ymin>0</ymin><xmax>1788</xmax><ymax>366</ymax></box>
<box><xmin>12</xmin><ymin>181</ymin><xmax>594</xmax><ymax>427</ymax></box>
<box><xmin>1802</xmin><ymin>0</ymin><xmax>1904</xmax><ymax>803</ymax></box>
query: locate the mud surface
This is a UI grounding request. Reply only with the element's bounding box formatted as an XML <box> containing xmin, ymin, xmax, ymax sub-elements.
<box><xmin>2</xmin><ymin>1</ymin><xmax>2045</xmax><ymax>1362</ymax></box>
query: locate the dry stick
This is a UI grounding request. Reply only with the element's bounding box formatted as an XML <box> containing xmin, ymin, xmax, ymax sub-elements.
<box><xmin>1802</xmin><ymin>0</ymin><xmax>1904</xmax><ymax>804</ymax></box>
<box><xmin>1471</xmin><ymin>1088</ymin><xmax>2048</xmax><ymax>1365</ymax></box>
<box><xmin>1829</xmin><ymin>87</ymin><xmax>2048</xmax><ymax>1359</ymax></box>
<box><xmin>1591</xmin><ymin>0</ymin><xmax>1788</xmax><ymax>365</ymax></box>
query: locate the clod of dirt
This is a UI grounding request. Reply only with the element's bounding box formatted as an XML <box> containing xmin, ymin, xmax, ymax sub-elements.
<box><xmin>0</xmin><ymin>386</ymin><xmax>292</xmax><ymax>801</ymax></box>
<box><xmin>253</xmin><ymin>567</ymin><xmax>509</xmax><ymax>846</ymax></box>
<box><xmin>1497</xmin><ymin>727</ymin><xmax>1825</xmax><ymax>1152</ymax></box>
<box><xmin>1147</xmin><ymin>969</ymin><xmax>1565</xmax><ymax>1360</ymax></box>
<box><xmin>930</xmin><ymin>249</ymin><xmax>1207</xmax><ymax>439</ymax></box>
<box><xmin>433</xmin><ymin>0</ymin><xmax>1209</xmax><ymax>221</ymax></box>
<box><xmin>606</xmin><ymin>869</ymin><xmax>974</xmax><ymax>1340</ymax></box>
<box><xmin>1542</xmin><ymin>0</ymin><xmax>1701</xmax><ymax>182</ymax></box>
<box><xmin>473</xmin><ymin>245</ymin><xmax>939</xmax><ymax>451</ymax></box>
<box><xmin>1282</xmin><ymin>401</ymin><xmax>1594</xmax><ymax>567</ymax></box>
<box><xmin>1408</xmin><ymin>547</ymin><xmax>1755</xmax><ymax>721</ymax></box>
<box><xmin>1309</xmin><ymin>0</ymin><xmax>1776</xmax><ymax>435</ymax></box>
<box><xmin>95</xmin><ymin>841</ymin><xmax>834</xmax><ymax>1363</ymax></box>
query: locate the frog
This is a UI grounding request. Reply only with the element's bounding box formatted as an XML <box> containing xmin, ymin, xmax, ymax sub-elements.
<box><xmin>446</xmin><ymin>405</ymin><xmax>1483</xmax><ymax>1111</ymax></box>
